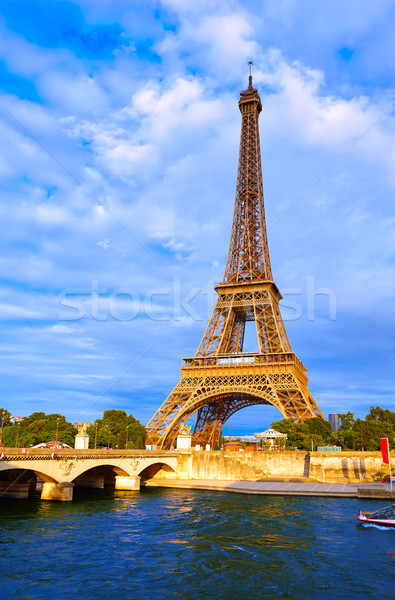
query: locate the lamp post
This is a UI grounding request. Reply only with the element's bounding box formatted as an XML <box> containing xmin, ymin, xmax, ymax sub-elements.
<box><xmin>95</xmin><ymin>423</ymin><xmax>98</xmax><ymax>450</ymax></box>
<box><xmin>117</xmin><ymin>433</ymin><xmax>120</xmax><ymax>449</ymax></box>
<box><xmin>0</xmin><ymin>411</ymin><xmax>4</xmax><ymax>446</ymax></box>
<box><xmin>126</xmin><ymin>425</ymin><xmax>129</xmax><ymax>450</ymax></box>
<box><xmin>16</xmin><ymin>423</ymin><xmax>20</xmax><ymax>448</ymax></box>
<box><xmin>55</xmin><ymin>418</ymin><xmax>60</xmax><ymax>444</ymax></box>
<box><xmin>108</xmin><ymin>430</ymin><xmax>111</xmax><ymax>449</ymax></box>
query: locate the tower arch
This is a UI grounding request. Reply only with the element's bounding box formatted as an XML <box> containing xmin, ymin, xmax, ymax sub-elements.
<box><xmin>158</xmin><ymin>387</ymin><xmax>285</xmax><ymax>450</ymax></box>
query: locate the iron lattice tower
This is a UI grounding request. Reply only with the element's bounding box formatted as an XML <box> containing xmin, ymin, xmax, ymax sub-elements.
<box><xmin>146</xmin><ymin>71</ymin><xmax>323</xmax><ymax>449</ymax></box>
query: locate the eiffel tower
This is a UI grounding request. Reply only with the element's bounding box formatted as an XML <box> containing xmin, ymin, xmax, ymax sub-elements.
<box><xmin>146</xmin><ymin>67</ymin><xmax>323</xmax><ymax>450</ymax></box>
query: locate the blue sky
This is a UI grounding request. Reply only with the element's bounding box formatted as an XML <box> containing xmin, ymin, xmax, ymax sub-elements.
<box><xmin>0</xmin><ymin>0</ymin><xmax>394</xmax><ymax>433</ymax></box>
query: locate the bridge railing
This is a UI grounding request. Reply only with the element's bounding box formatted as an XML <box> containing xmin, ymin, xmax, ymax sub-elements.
<box><xmin>0</xmin><ymin>448</ymin><xmax>178</xmax><ymax>459</ymax></box>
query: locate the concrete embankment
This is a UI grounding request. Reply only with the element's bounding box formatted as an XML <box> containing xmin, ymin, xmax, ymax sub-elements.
<box><xmin>153</xmin><ymin>450</ymin><xmax>393</xmax><ymax>484</ymax></box>
<box><xmin>144</xmin><ymin>479</ymin><xmax>395</xmax><ymax>499</ymax></box>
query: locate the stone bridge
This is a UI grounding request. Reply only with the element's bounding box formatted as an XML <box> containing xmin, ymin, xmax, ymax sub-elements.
<box><xmin>0</xmin><ymin>447</ymin><xmax>388</xmax><ymax>501</ymax></box>
<box><xmin>0</xmin><ymin>448</ymin><xmax>185</xmax><ymax>500</ymax></box>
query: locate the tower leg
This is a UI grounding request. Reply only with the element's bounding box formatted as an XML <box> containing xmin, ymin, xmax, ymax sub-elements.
<box><xmin>146</xmin><ymin>367</ymin><xmax>323</xmax><ymax>450</ymax></box>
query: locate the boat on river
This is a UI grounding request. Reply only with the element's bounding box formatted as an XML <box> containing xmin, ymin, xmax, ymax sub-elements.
<box><xmin>357</xmin><ymin>504</ymin><xmax>395</xmax><ymax>527</ymax></box>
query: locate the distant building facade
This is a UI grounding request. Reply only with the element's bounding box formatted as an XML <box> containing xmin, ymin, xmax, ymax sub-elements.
<box><xmin>10</xmin><ymin>416</ymin><xmax>25</xmax><ymax>424</ymax></box>
<box><xmin>223</xmin><ymin>441</ymin><xmax>244</xmax><ymax>451</ymax></box>
<box><xmin>73</xmin><ymin>422</ymin><xmax>92</xmax><ymax>429</ymax></box>
<box><xmin>328</xmin><ymin>414</ymin><xmax>340</xmax><ymax>433</ymax></box>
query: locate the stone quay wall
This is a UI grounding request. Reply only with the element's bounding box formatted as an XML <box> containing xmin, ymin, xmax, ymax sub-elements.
<box><xmin>152</xmin><ymin>451</ymin><xmax>391</xmax><ymax>483</ymax></box>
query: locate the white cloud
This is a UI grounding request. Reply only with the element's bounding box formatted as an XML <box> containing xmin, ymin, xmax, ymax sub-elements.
<box><xmin>97</xmin><ymin>239</ymin><xmax>111</xmax><ymax>249</ymax></box>
<box><xmin>0</xmin><ymin>19</ymin><xmax>68</xmax><ymax>77</ymax></box>
<box><xmin>157</xmin><ymin>11</ymin><xmax>258</xmax><ymax>79</ymax></box>
<box><xmin>47</xmin><ymin>325</ymin><xmax>74</xmax><ymax>334</ymax></box>
<box><xmin>0</xmin><ymin>304</ymin><xmax>42</xmax><ymax>320</ymax></box>
<box><xmin>255</xmin><ymin>49</ymin><xmax>394</xmax><ymax>153</ymax></box>
<box><xmin>36</xmin><ymin>203</ymin><xmax>71</xmax><ymax>225</ymax></box>
<box><xmin>106</xmin><ymin>142</ymin><xmax>155</xmax><ymax>180</ymax></box>
<box><xmin>0</xmin><ymin>0</ymin><xmax>394</xmax><ymax>427</ymax></box>
<box><xmin>38</xmin><ymin>71</ymin><xmax>109</xmax><ymax>113</ymax></box>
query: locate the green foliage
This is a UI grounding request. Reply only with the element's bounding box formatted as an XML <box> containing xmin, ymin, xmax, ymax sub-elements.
<box><xmin>217</xmin><ymin>435</ymin><xmax>226</xmax><ymax>450</ymax></box>
<box><xmin>86</xmin><ymin>409</ymin><xmax>146</xmax><ymax>449</ymax></box>
<box><xmin>0</xmin><ymin>408</ymin><xmax>12</xmax><ymax>427</ymax></box>
<box><xmin>271</xmin><ymin>418</ymin><xmax>334</xmax><ymax>450</ymax></box>
<box><xmin>272</xmin><ymin>408</ymin><xmax>395</xmax><ymax>452</ymax></box>
<box><xmin>366</xmin><ymin>406</ymin><xmax>395</xmax><ymax>428</ymax></box>
<box><xmin>337</xmin><ymin>411</ymin><xmax>355</xmax><ymax>431</ymax></box>
<box><xmin>1</xmin><ymin>411</ymin><xmax>77</xmax><ymax>447</ymax></box>
<box><xmin>334</xmin><ymin>407</ymin><xmax>395</xmax><ymax>451</ymax></box>
<box><xmin>336</xmin><ymin>412</ymin><xmax>356</xmax><ymax>449</ymax></box>
<box><xmin>0</xmin><ymin>407</ymin><xmax>145</xmax><ymax>449</ymax></box>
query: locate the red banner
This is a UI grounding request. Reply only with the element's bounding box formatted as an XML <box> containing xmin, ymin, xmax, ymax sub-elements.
<box><xmin>380</xmin><ymin>438</ymin><xmax>390</xmax><ymax>464</ymax></box>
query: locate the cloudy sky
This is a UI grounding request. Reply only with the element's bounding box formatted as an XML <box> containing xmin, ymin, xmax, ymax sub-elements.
<box><xmin>0</xmin><ymin>0</ymin><xmax>394</xmax><ymax>433</ymax></box>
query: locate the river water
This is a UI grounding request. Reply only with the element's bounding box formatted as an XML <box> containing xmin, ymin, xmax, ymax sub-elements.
<box><xmin>0</xmin><ymin>487</ymin><xmax>394</xmax><ymax>599</ymax></box>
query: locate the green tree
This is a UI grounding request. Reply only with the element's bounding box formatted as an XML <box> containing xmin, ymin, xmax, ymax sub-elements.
<box><xmin>353</xmin><ymin>417</ymin><xmax>394</xmax><ymax>451</ymax></box>
<box><xmin>2</xmin><ymin>412</ymin><xmax>77</xmax><ymax>448</ymax></box>
<box><xmin>366</xmin><ymin>406</ymin><xmax>395</xmax><ymax>428</ymax></box>
<box><xmin>336</xmin><ymin>412</ymin><xmax>356</xmax><ymax>449</ymax></box>
<box><xmin>334</xmin><ymin>409</ymin><xmax>395</xmax><ymax>450</ymax></box>
<box><xmin>271</xmin><ymin>417</ymin><xmax>334</xmax><ymax>450</ymax></box>
<box><xmin>271</xmin><ymin>419</ymin><xmax>309</xmax><ymax>450</ymax></box>
<box><xmin>86</xmin><ymin>410</ymin><xmax>145</xmax><ymax>449</ymax></box>
<box><xmin>0</xmin><ymin>408</ymin><xmax>12</xmax><ymax>446</ymax></box>
<box><xmin>0</xmin><ymin>408</ymin><xmax>12</xmax><ymax>427</ymax></box>
<box><xmin>305</xmin><ymin>418</ymin><xmax>334</xmax><ymax>440</ymax></box>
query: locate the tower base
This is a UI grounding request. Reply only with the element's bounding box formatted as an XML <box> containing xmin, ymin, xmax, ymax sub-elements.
<box><xmin>146</xmin><ymin>352</ymin><xmax>323</xmax><ymax>450</ymax></box>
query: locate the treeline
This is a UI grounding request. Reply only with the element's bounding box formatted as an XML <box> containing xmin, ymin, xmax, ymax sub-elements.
<box><xmin>335</xmin><ymin>407</ymin><xmax>395</xmax><ymax>451</ymax></box>
<box><xmin>271</xmin><ymin>417</ymin><xmax>333</xmax><ymax>450</ymax></box>
<box><xmin>0</xmin><ymin>410</ymin><xmax>77</xmax><ymax>448</ymax></box>
<box><xmin>272</xmin><ymin>406</ymin><xmax>395</xmax><ymax>451</ymax></box>
<box><xmin>0</xmin><ymin>408</ymin><xmax>146</xmax><ymax>450</ymax></box>
<box><xmin>86</xmin><ymin>409</ymin><xmax>145</xmax><ymax>449</ymax></box>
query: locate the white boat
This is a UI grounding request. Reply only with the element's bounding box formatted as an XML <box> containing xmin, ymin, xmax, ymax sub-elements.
<box><xmin>357</xmin><ymin>504</ymin><xmax>395</xmax><ymax>527</ymax></box>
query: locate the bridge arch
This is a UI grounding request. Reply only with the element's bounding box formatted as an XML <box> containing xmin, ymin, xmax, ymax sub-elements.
<box><xmin>70</xmin><ymin>463</ymin><xmax>131</xmax><ymax>489</ymax></box>
<box><xmin>137</xmin><ymin>460</ymin><xmax>176</xmax><ymax>482</ymax></box>
<box><xmin>69</xmin><ymin>462</ymin><xmax>131</xmax><ymax>480</ymax></box>
<box><xmin>68</xmin><ymin>458</ymin><xmax>178</xmax><ymax>488</ymax></box>
<box><xmin>0</xmin><ymin>462</ymin><xmax>58</xmax><ymax>483</ymax></box>
<box><xmin>0</xmin><ymin>465</ymin><xmax>59</xmax><ymax>500</ymax></box>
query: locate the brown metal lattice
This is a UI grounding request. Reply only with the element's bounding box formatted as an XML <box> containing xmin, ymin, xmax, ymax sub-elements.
<box><xmin>145</xmin><ymin>72</ymin><xmax>323</xmax><ymax>449</ymax></box>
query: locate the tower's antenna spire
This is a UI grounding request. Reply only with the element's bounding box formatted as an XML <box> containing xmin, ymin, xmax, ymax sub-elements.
<box><xmin>248</xmin><ymin>60</ymin><xmax>253</xmax><ymax>89</ymax></box>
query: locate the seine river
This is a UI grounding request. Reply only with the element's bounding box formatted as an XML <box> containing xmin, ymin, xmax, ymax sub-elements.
<box><xmin>0</xmin><ymin>487</ymin><xmax>394</xmax><ymax>599</ymax></box>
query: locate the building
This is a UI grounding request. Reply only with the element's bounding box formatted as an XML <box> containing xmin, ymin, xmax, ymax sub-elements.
<box><xmin>73</xmin><ymin>422</ymin><xmax>92</xmax><ymax>429</ymax></box>
<box><xmin>223</xmin><ymin>441</ymin><xmax>244</xmax><ymax>451</ymax></box>
<box><xmin>328</xmin><ymin>414</ymin><xmax>340</xmax><ymax>433</ymax></box>
<box><xmin>10</xmin><ymin>416</ymin><xmax>24</xmax><ymax>424</ymax></box>
<box><xmin>245</xmin><ymin>443</ymin><xmax>258</xmax><ymax>451</ymax></box>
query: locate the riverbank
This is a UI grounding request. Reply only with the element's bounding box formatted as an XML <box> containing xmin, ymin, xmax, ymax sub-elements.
<box><xmin>144</xmin><ymin>478</ymin><xmax>395</xmax><ymax>499</ymax></box>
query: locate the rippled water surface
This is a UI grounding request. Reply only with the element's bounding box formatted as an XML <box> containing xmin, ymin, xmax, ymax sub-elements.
<box><xmin>1</xmin><ymin>488</ymin><xmax>394</xmax><ymax>599</ymax></box>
